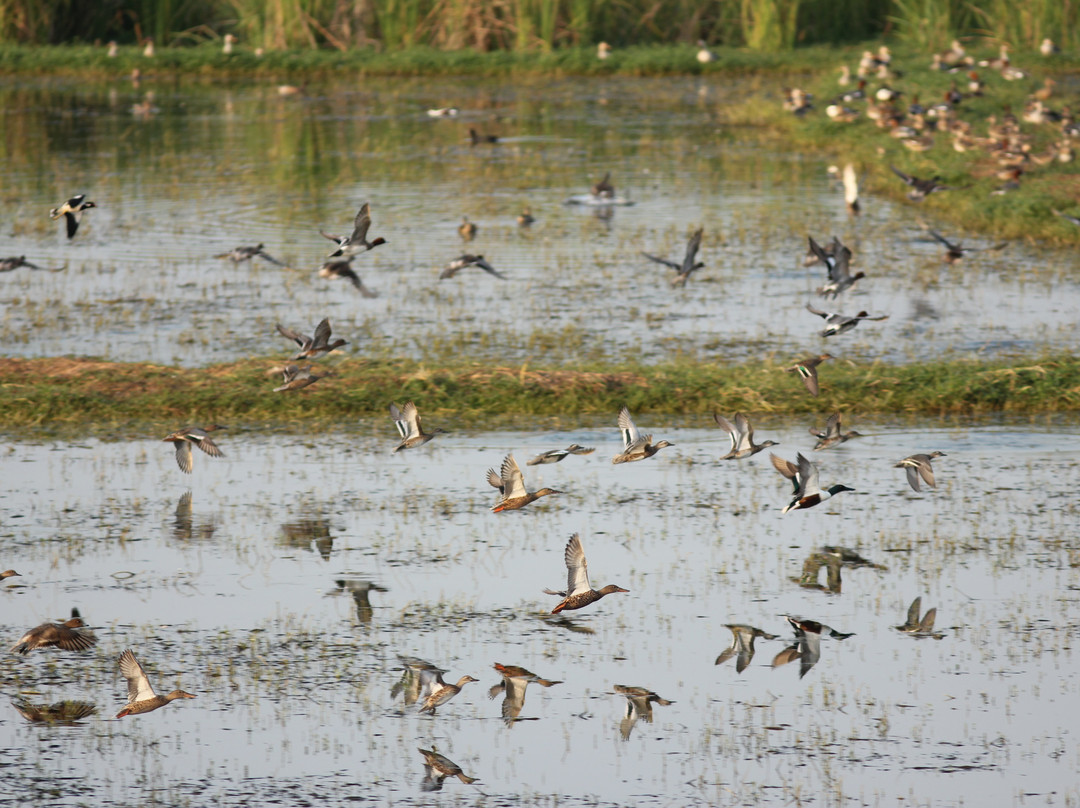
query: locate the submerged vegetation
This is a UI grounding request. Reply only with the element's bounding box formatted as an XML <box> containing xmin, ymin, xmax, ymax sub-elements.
<box><xmin>2</xmin><ymin>355</ymin><xmax>1077</xmax><ymax>431</ymax></box>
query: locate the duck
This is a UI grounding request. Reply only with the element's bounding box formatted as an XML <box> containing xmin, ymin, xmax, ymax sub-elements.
<box><xmin>696</xmin><ymin>40</ymin><xmax>717</xmax><ymax>64</ymax></box>
<box><xmin>805</xmin><ymin>303</ymin><xmax>888</xmax><ymax>337</ymax></box>
<box><xmin>273</xmin><ymin>364</ymin><xmax>328</xmax><ymax>392</ymax></box>
<box><xmin>418</xmin><ymin>671</ymin><xmax>478</xmax><ymax>714</ymax></box>
<box><xmin>389</xmin><ymin>401</ymin><xmax>446</xmax><ymax>452</ymax></box>
<box><xmin>928</xmin><ymin>230</ymin><xmax>1007</xmax><ymax>264</ymax></box>
<box><xmin>615</xmin><ymin>684</ymin><xmax>673</xmax><ymax>740</ymax></box>
<box><xmin>591</xmin><ymin>171</ymin><xmax>615</xmax><ymax>198</ymax></box>
<box><xmin>773</xmin><ymin>616</ymin><xmax>854</xmax><ymax>678</ymax></box>
<box><xmin>895</xmin><ymin>451</ymin><xmax>946</xmax><ymax>492</ymax></box>
<box><xmin>276</xmin><ymin>318</ymin><xmax>347</xmax><ymax>360</ymax></box>
<box><xmin>439</xmin><ymin>254</ymin><xmax>506</xmax><ymax>280</ymax></box>
<box><xmin>12</xmin><ymin>609</ymin><xmax>97</xmax><ymax>654</ymax></box>
<box><xmin>782</xmin><ymin>353</ymin><xmax>832</xmax><ymax>397</ymax></box>
<box><xmin>526</xmin><ymin>444</ymin><xmax>595</xmax><ymax>465</ymax></box>
<box><xmin>611</xmin><ymin>406</ymin><xmax>674</xmax><ymax>464</ymax></box>
<box><xmin>318</xmin><ymin>258</ymin><xmax>378</xmax><ymax>297</ymax></box>
<box><xmin>544</xmin><ymin>533</ymin><xmax>628</xmax><ymax>613</ymax></box>
<box><xmin>468</xmin><ymin>127</ymin><xmax>498</xmax><ymax>145</ymax></box>
<box><xmin>320</xmin><ymin>202</ymin><xmax>387</xmax><ymax>258</ymax></box>
<box><xmin>1</xmin><ymin>569</ymin><xmax>21</xmax><ymax>584</ymax></box>
<box><xmin>458</xmin><ymin>216</ymin><xmax>477</xmax><ymax>241</ymax></box>
<box><xmin>161</xmin><ymin>425</ymin><xmax>226</xmax><ymax>474</ymax></box>
<box><xmin>771</xmin><ymin>452</ymin><xmax>854</xmax><ymax>513</ymax></box>
<box><xmin>486</xmin><ymin>454</ymin><xmax>562</xmax><ymax>512</ymax></box>
<box><xmin>516</xmin><ymin>208</ymin><xmax>535</xmax><ymax>227</ymax></box>
<box><xmin>842</xmin><ymin>163</ymin><xmax>859</xmax><ymax>214</ymax></box>
<box><xmin>597</xmin><ymin>42</ymin><xmax>612</xmax><ymax>60</ymax></box>
<box><xmin>1040</xmin><ymin>38</ymin><xmax>1060</xmax><ymax>56</ymax></box>
<box><xmin>715</xmin><ymin>624</ymin><xmax>778</xmax><ymax>673</ymax></box>
<box><xmin>0</xmin><ymin>256</ymin><xmax>42</xmax><ymax>272</ymax></box>
<box><xmin>392</xmin><ymin>656</ymin><xmax>447</xmax><ymax>706</ymax></box>
<box><xmin>426</xmin><ymin>107</ymin><xmax>459</xmax><ymax>117</ymax></box>
<box><xmin>714</xmin><ymin>412</ymin><xmax>778</xmax><ymax>460</ymax></box>
<box><xmin>222</xmin><ymin>33</ymin><xmax>237</xmax><ymax>54</ymax></box>
<box><xmin>809</xmin><ymin>412</ymin><xmax>861</xmax><ymax>450</ymax></box>
<box><xmin>213</xmin><ymin>243</ymin><xmax>288</xmax><ymax>266</ymax></box>
<box><xmin>12</xmin><ymin>700</ymin><xmax>98</xmax><ymax>724</ymax></box>
<box><xmin>896</xmin><ymin>597</ymin><xmax>943</xmax><ymax>638</ymax></box>
<box><xmin>419</xmin><ymin>748</ymin><xmax>478</xmax><ymax>790</ymax></box>
<box><xmin>889</xmin><ymin>165</ymin><xmax>952</xmax><ymax>201</ymax></box>
<box><xmin>490</xmin><ymin>663</ymin><xmax>562</xmax><ymax>725</ymax></box>
<box><xmin>115</xmin><ymin>649</ymin><xmax>196</xmax><ymax>717</ymax></box>
<box><xmin>641</xmin><ymin>227</ymin><xmax>705</xmax><ymax>287</ymax></box>
<box><xmin>807</xmin><ymin>235</ymin><xmax>864</xmax><ymax>298</ymax></box>
<box><xmin>49</xmin><ymin>194</ymin><xmax>96</xmax><ymax>239</ymax></box>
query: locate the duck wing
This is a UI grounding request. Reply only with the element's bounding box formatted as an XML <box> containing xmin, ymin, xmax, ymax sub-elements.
<box><xmin>473</xmin><ymin>256</ymin><xmax>506</xmax><ymax>279</ymax></box>
<box><xmin>311</xmin><ymin>318</ymin><xmax>333</xmax><ymax>349</ymax></box>
<box><xmin>734</xmin><ymin>413</ymin><xmax>754</xmax><ymax>452</ymax></box>
<box><xmin>617</xmin><ymin>407</ymin><xmax>640</xmax><ymax>449</ymax></box>
<box><xmin>276</xmin><ymin>324</ymin><xmax>309</xmax><ymax>350</ymax></box>
<box><xmin>174</xmin><ymin>441</ymin><xmax>194</xmax><ymax>474</ymax></box>
<box><xmin>486</xmin><ymin>467</ymin><xmax>504</xmax><ymax>492</ymax></box>
<box><xmin>499</xmin><ymin>454</ymin><xmax>528</xmax><ymax>499</ymax></box>
<box><xmin>564</xmin><ymin>533</ymin><xmax>591</xmax><ymax>596</ymax></box>
<box><xmin>795</xmin><ymin>453</ymin><xmax>821</xmax><ymax>497</ymax></box>
<box><xmin>119</xmin><ymin>649</ymin><xmax>157</xmax><ymax>704</ymax></box>
<box><xmin>681</xmin><ymin>228</ymin><xmax>703</xmax><ymax>273</ymax></box>
<box><xmin>713</xmin><ymin>413</ymin><xmax>739</xmax><ymax>453</ymax></box>
<box><xmin>349</xmin><ymin>203</ymin><xmax>372</xmax><ymax>243</ymax></box>
<box><xmin>640</xmin><ymin>251</ymin><xmax>680</xmax><ymax>270</ymax></box>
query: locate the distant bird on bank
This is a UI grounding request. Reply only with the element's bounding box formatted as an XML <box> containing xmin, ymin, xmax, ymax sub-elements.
<box><xmin>612</xmin><ymin>406</ymin><xmax>674</xmax><ymax>464</ymax></box>
<box><xmin>895</xmin><ymin>451</ymin><xmax>946</xmax><ymax>492</ymax></box>
<box><xmin>783</xmin><ymin>353</ymin><xmax>832</xmax><ymax>397</ymax></box>
<box><xmin>486</xmin><ymin>453</ymin><xmax>562</xmax><ymax>512</ymax></box>
<box><xmin>890</xmin><ymin>166</ymin><xmax>952</xmax><ymax>201</ymax></box>
<box><xmin>843</xmin><ymin>163</ymin><xmax>860</xmax><ymax>214</ymax></box>
<box><xmin>162</xmin><ymin>425</ymin><xmax>226</xmax><ymax>474</ymax></box>
<box><xmin>516</xmin><ymin>208</ymin><xmax>535</xmax><ymax>227</ymax></box>
<box><xmin>222</xmin><ymin>33</ymin><xmax>237</xmax><ymax>54</ymax></box>
<box><xmin>771</xmin><ymin>452</ymin><xmax>854</xmax><ymax>513</ymax></box>
<box><xmin>50</xmin><ymin>194</ymin><xmax>96</xmax><ymax>239</ymax></box>
<box><xmin>12</xmin><ymin>609</ymin><xmax>97</xmax><ymax>655</ymax></box>
<box><xmin>928</xmin><ymin>230</ymin><xmax>1007</xmax><ymax>264</ymax></box>
<box><xmin>696</xmin><ymin>40</ymin><xmax>717</xmax><ymax>64</ymax></box>
<box><xmin>439</xmin><ymin>254</ymin><xmax>506</xmax><ymax>280</ymax></box>
<box><xmin>276</xmin><ymin>318</ymin><xmax>347</xmax><ymax>360</ymax></box>
<box><xmin>545</xmin><ymin>533</ymin><xmax>628</xmax><ymax>613</ymax></box>
<box><xmin>318</xmin><ymin>258</ymin><xmax>377</xmax><ymax>297</ymax></box>
<box><xmin>115</xmin><ymin>649</ymin><xmax>196</xmax><ymax>718</ymax></box>
<box><xmin>805</xmin><ymin>303</ymin><xmax>888</xmax><ymax>337</ymax></box>
<box><xmin>458</xmin><ymin>216</ymin><xmax>477</xmax><ymax>241</ymax></box>
<box><xmin>527</xmin><ymin>444</ymin><xmax>594</xmax><ymax>465</ymax></box>
<box><xmin>320</xmin><ymin>202</ymin><xmax>387</xmax><ymax>258</ymax></box>
<box><xmin>426</xmin><ymin>107</ymin><xmax>459</xmax><ymax>118</ymax></box>
<box><xmin>714</xmin><ymin>412</ymin><xmax>778</xmax><ymax>460</ymax></box>
<box><xmin>597</xmin><ymin>42</ymin><xmax>612</xmax><ymax>60</ymax></box>
<box><xmin>807</xmin><ymin>236</ymin><xmax>863</xmax><ymax>298</ymax></box>
<box><xmin>809</xmin><ymin>412</ymin><xmax>862</xmax><ymax>450</ymax></box>
<box><xmin>213</xmin><ymin>243</ymin><xmax>288</xmax><ymax>266</ymax></box>
<box><xmin>641</xmin><ymin>227</ymin><xmax>705</xmax><ymax>287</ymax></box>
<box><xmin>389</xmin><ymin>401</ymin><xmax>446</xmax><ymax>452</ymax></box>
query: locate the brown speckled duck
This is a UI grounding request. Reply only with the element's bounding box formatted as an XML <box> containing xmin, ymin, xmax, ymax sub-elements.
<box><xmin>12</xmin><ymin>609</ymin><xmax>97</xmax><ymax>655</ymax></box>
<box><xmin>486</xmin><ymin>454</ymin><xmax>562</xmax><ymax>512</ymax></box>
<box><xmin>115</xmin><ymin>649</ymin><xmax>196</xmax><ymax>718</ymax></box>
<box><xmin>544</xmin><ymin>533</ymin><xmax>628</xmax><ymax>613</ymax></box>
<box><xmin>611</xmin><ymin>407</ymin><xmax>674</xmax><ymax>464</ymax></box>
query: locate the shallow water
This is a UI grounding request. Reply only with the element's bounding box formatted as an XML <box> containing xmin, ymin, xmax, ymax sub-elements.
<box><xmin>2</xmin><ymin>418</ymin><xmax>1080</xmax><ymax>806</ymax></box>
<box><xmin>1</xmin><ymin>75</ymin><xmax>1079</xmax><ymax>367</ymax></box>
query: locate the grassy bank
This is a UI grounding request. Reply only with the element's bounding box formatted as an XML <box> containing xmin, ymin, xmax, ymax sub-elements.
<box><xmin>1</xmin><ymin>355</ymin><xmax>1077</xmax><ymax>432</ymax></box>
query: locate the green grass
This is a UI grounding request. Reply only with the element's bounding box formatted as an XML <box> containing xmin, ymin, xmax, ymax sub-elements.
<box><xmin>3</xmin><ymin>355</ymin><xmax>1078</xmax><ymax>432</ymax></box>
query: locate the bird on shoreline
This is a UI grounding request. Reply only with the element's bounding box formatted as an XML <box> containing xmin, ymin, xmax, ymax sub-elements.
<box><xmin>544</xmin><ymin>533</ymin><xmax>628</xmax><ymax>613</ymax></box>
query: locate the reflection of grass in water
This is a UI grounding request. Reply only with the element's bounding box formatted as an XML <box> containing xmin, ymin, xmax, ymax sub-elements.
<box><xmin>1</xmin><ymin>354</ymin><xmax>1078</xmax><ymax>429</ymax></box>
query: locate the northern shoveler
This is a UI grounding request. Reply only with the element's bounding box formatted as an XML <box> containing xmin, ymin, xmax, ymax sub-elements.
<box><xmin>890</xmin><ymin>166</ymin><xmax>952</xmax><ymax>201</ymax></box>
<box><xmin>615</xmin><ymin>684</ymin><xmax>673</xmax><ymax>740</ymax></box>
<box><xmin>782</xmin><ymin>354</ymin><xmax>832</xmax><ymax>397</ymax></box>
<box><xmin>544</xmin><ymin>533</ymin><xmax>628</xmax><ymax>613</ymax></box>
<box><xmin>162</xmin><ymin>425</ymin><xmax>226</xmax><ymax>474</ymax></box>
<box><xmin>439</xmin><ymin>254</ymin><xmax>506</xmax><ymax>280</ymax></box>
<box><xmin>809</xmin><ymin>412</ymin><xmax>862</xmax><ymax>450</ymax></box>
<box><xmin>896</xmin><ymin>597</ymin><xmax>943</xmax><ymax>638</ymax></box>
<box><xmin>320</xmin><ymin>202</ymin><xmax>387</xmax><ymax>258</ymax></box>
<box><xmin>419</xmin><ymin>748</ymin><xmax>478</xmax><ymax>790</ymax></box>
<box><xmin>389</xmin><ymin>401</ymin><xmax>446</xmax><ymax>452</ymax></box>
<box><xmin>895</xmin><ymin>451</ymin><xmax>946</xmax><ymax>492</ymax></box>
<box><xmin>771</xmin><ymin>452</ymin><xmax>854</xmax><ymax>513</ymax></box>
<box><xmin>115</xmin><ymin>649</ymin><xmax>196</xmax><ymax>717</ymax></box>
<box><xmin>807</xmin><ymin>236</ymin><xmax>864</xmax><ymax>298</ymax></box>
<box><xmin>213</xmin><ymin>243</ymin><xmax>288</xmax><ymax>267</ymax></box>
<box><xmin>715</xmin><ymin>624</ymin><xmax>778</xmax><ymax>673</ymax></box>
<box><xmin>490</xmin><ymin>663</ymin><xmax>562</xmax><ymax>724</ymax></box>
<box><xmin>714</xmin><ymin>412</ymin><xmax>778</xmax><ymax>460</ymax></box>
<box><xmin>526</xmin><ymin>444</ymin><xmax>595</xmax><ymax>465</ymax></box>
<box><xmin>805</xmin><ymin>302</ymin><xmax>888</xmax><ymax>337</ymax></box>
<box><xmin>612</xmin><ymin>407</ymin><xmax>674</xmax><ymax>464</ymax></box>
<box><xmin>276</xmin><ymin>318</ymin><xmax>348</xmax><ymax>360</ymax></box>
<box><xmin>318</xmin><ymin>258</ymin><xmax>378</xmax><ymax>297</ymax></box>
<box><xmin>928</xmin><ymin>230</ymin><xmax>1007</xmax><ymax>264</ymax></box>
<box><xmin>486</xmin><ymin>454</ymin><xmax>562</xmax><ymax>512</ymax></box>
<box><xmin>273</xmin><ymin>364</ymin><xmax>327</xmax><ymax>392</ymax></box>
<box><xmin>12</xmin><ymin>609</ymin><xmax>97</xmax><ymax>654</ymax></box>
<box><xmin>419</xmin><ymin>672</ymin><xmax>477</xmax><ymax>714</ymax></box>
<box><xmin>49</xmin><ymin>195</ymin><xmax>96</xmax><ymax>239</ymax></box>
<box><xmin>641</xmin><ymin>227</ymin><xmax>705</xmax><ymax>287</ymax></box>
<box><xmin>458</xmin><ymin>216</ymin><xmax>477</xmax><ymax>241</ymax></box>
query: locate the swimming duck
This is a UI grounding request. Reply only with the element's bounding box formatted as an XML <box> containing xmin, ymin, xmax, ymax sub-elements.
<box><xmin>419</xmin><ymin>748</ymin><xmax>478</xmax><ymax>791</ymax></box>
<box><xmin>12</xmin><ymin>609</ymin><xmax>97</xmax><ymax>654</ymax></box>
<box><xmin>320</xmin><ymin>202</ymin><xmax>387</xmax><ymax>258</ymax></box>
<box><xmin>641</xmin><ymin>227</ymin><xmax>705</xmax><ymax>287</ymax></box>
<box><xmin>715</xmin><ymin>624</ymin><xmax>778</xmax><ymax>673</ymax></box>
<box><xmin>889</xmin><ymin>166</ymin><xmax>952</xmax><ymax>201</ymax></box>
<box><xmin>615</xmin><ymin>684</ymin><xmax>673</xmax><ymax>740</ymax></box>
<box><xmin>591</xmin><ymin>171</ymin><xmax>615</xmax><ymax>199</ymax></box>
<box><xmin>714</xmin><ymin>412</ymin><xmax>778</xmax><ymax>460</ymax></box>
<box><xmin>526</xmin><ymin>444</ymin><xmax>595</xmax><ymax>465</ymax></box>
<box><xmin>612</xmin><ymin>406</ymin><xmax>674</xmax><ymax>464</ymax></box>
<box><xmin>782</xmin><ymin>353</ymin><xmax>832</xmax><ymax>397</ymax></box>
<box><xmin>928</xmin><ymin>230</ymin><xmax>1006</xmax><ymax>264</ymax></box>
<box><xmin>13</xmin><ymin>700</ymin><xmax>98</xmax><ymax>724</ymax></box>
<box><xmin>318</xmin><ymin>258</ymin><xmax>378</xmax><ymax>297</ymax></box>
<box><xmin>486</xmin><ymin>454</ymin><xmax>562</xmax><ymax>512</ymax></box>
<box><xmin>49</xmin><ymin>194</ymin><xmax>96</xmax><ymax>239</ymax></box>
<box><xmin>809</xmin><ymin>412</ymin><xmax>862</xmax><ymax>450</ymax></box>
<box><xmin>115</xmin><ymin>649</ymin><xmax>196</xmax><ymax>718</ymax></box>
<box><xmin>439</xmin><ymin>254</ymin><xmax>506</xmax><ymax>280</ymax></box>
<box><xmin>516</xmin><ymin>208</ymin><xmax>535</xmax><ymax>227</ymax></box>
<box><xmin>389</xmin><ymin>401</ymin><xmax>446</xmax><ymax>452</ymax></box>
<box><xmin>544</xmin><ymin>533</ymin><xmax>628</xmax><ymax>613</ymax></box>
<box><xmin>896</xmin><ymin>596</ymin><xmax>943</xmax><ymax>638</ymax></box>
<box><xmin>273</xmin><ymin>364</ymin><xmax>327</xmax><ymax>392</ymax></box>
<box><xmin>276</xmin><ymin>318</ymin><xmax>347</xmax><ymax>360</ymax></box>
<box><xmin>161</xmin><ymin>425</ymin><xmax>226</xmax><ymax>474</ymax></box>
<box><xmin>419</xmin><ymin>672</ymin><xmax>478</xmax><ymax>714</ymax></box>
<box><xmin>1</xmin><ymin>569</ymin><xmax>21</xmax><ymax>584</ymax></box>
<box><xmin>807</xmin><ymin>236</ymin><xmax>864</xmax><ymax>298</ymax></box>
<box><xmin>490</xmin><ymin>663</ymin><xmax>562</xmax><ymax>724</ymax></box>
<box><xmin>805</xmin><ymin>302</ymin><xmax>888</xmax><ymax>337</ymax></box>
<box><xmin>458</xmin><ymin>216</ymin><xmax>477</xmax><ymax>241</ymax></box>
<box><xmin>895</xmin><ymin>451</ymin><xmax>946</xmax><ymax>492</ymax></box>
<box><xmin>213</xmin><ymin>243</ymin><xmax>288</xmax><ymax>267</ymax></box>
<box><xmin>771</xmin><ymin>452</ymin><xmax>854</xmax><ymax>513</ymax></box>
<box><xmin>468</xmin><ymin>128</ymin><xmax>499</xmax><ymax>145</ymax></box>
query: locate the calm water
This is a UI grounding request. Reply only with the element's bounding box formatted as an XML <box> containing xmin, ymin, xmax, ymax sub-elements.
<box><xmin>1</xmin><ymin>75</ymin><xmax>1078</xmax><ymax>366</ymax></box>
<box><xmin>2</xmin><ymin>74</ymin><xmax>1080</xmax><ymax>807</ymax></box>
